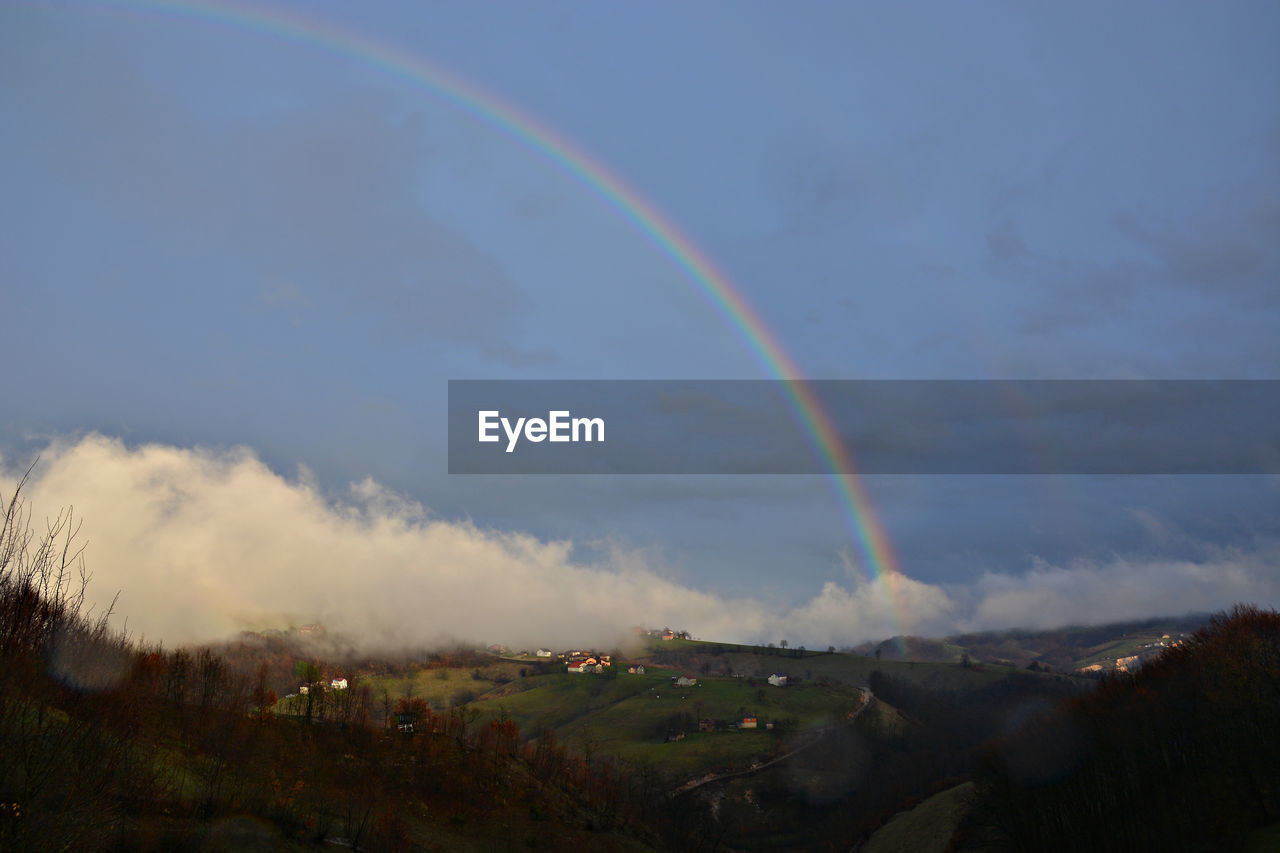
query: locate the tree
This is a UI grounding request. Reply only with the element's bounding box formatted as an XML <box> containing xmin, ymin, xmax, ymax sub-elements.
<box><xmin>1</xmin><ymin>468</ymin><xmax>141</xmax><ymax>849</ymax></box>
<box><xmin>294</xmin><ymin>660</ymin><xmax>321</xmax><ymax>684</ymax></box>
<box><xmin>294</xmin><ymin>660</ymin><xmax>321</xmax><ymax>721</ymax></box>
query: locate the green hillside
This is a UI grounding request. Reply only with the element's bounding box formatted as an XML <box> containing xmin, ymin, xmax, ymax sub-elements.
<box><xmin>473</xmin><ymin>669</ymin><xmax>865</xmax><ymax>777</ymax></box>
<box><xmin>862</xmin><ymin>782</ymin><xmax>976</xmax><ymax>853</ymax></box>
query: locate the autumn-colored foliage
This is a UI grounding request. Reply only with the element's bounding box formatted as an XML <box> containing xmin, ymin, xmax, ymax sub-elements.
<box><xmin>962</xmin><ymin>604</ymin><xmax>1280</xmax><ymax>852</ymax></box>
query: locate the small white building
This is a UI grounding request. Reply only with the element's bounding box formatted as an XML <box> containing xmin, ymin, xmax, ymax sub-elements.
<box><xmin>674</xmin><ymin>675</ymin><xmax>696</xmax><ymax>687</ymax></box>
<box><xmin>331</xmin><ymin>678</ymin><xmax>348</xmax><ymax>690</ymax></box>
<box><xmin>768</xmin><ymin>673</ymin><xmax>788</xmax><ymax>687</ymax></box>
<box><xmin>536</xmin><ymin>648</ymin><xmax>553</xmax><ymax>658</ymax></box>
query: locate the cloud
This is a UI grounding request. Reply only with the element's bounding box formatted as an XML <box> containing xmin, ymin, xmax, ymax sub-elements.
<box><xmin>965</xmin><ymin>548</ymin><xmax>1280</xmax><ymax>631</ymax></box>
<box><xmin>5</xmin><ymin>436</ymin><xmax>1276</xmax><ymax>650</ymax></box>
<box><xmin>5</xmin><ymin>435</ymin><xmax>768</xmax><ymax>649</ymax></box>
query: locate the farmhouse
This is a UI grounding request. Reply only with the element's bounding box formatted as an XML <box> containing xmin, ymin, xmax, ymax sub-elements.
<box><xmin>331</xmin><ymin>678</ymin><xmax>348</xmax><ymax>690</ymax></box>
<box><xmin>535</xmin><ymin>648</ymin><xmax>553</xmax><ymax>658</ymax></box>
<box><xmin>741</xmin><ymin>716</ymin><xmax>758</xmax><ymax>729</ymax></box>
<box><xmin>767</xmin><ymin>673</ymin><xmax>788</xmax><ymax>687</ymax></box>
<box><xmin>628</xmin><ymin>665</ymin><xmax>646</xmax><ymax>675</ymax></box>
<box><xmin>674</xmin><ymin>675</ymin><xmax>696</xmax><ymax>687</ymax></box>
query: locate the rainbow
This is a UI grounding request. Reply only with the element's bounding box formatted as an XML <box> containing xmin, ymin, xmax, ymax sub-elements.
<box><xmin>70</xmin><ymin>0</ymin><xmax>912</xmax><ymax>639</ymax></box>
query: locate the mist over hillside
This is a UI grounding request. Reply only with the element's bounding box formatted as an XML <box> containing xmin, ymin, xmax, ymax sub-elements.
<box><xmin>8</xmin><ymin>436</ymin><xmax>1276</xmax><ymax>654</ymax></box>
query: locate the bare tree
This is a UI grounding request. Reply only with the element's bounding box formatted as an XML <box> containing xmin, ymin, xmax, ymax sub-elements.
<box><xmin>1</xmin><ymin>466</ymin><xmax>140</xmax><ymax>850</ymax></box>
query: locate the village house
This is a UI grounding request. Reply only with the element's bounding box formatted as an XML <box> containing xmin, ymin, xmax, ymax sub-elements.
<box><xmin>661</xmin><ymin>628</ymin><xmax>675</xmax><ymax>641</ymax></box>
<box><xmin>330</xmin><ymin>677</ymin><xmax>348</xmax><ymax>690</ymax></box>
<box><xmin>767</xmin><ymin>673</ymin><xmax>788</xmax><ymax>687</ymax></box>
<box><xmin>535</xmin><ymin>648</ymin><xmax>553</xmax><ymax>657</ymax></box>
<box><xmin>741</xmin><ymin>716</ymin><xmax>758</xmax><ymax>729</ymax></box>
<box><xmin>627</xmin><ymin>664</ymin><xmax>646</xmax><ymax>675</ymax></box>
<box><xmin>674</xmin><ymin>675</ymin><xmax>696</xmax><ymax>687</ymax></box>
<box><xmin>567</xmin><ymin>662</ymin><xmax>587</xmax><ymax>673</ymax></box>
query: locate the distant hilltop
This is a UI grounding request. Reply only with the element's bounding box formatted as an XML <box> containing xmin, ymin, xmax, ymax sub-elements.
<box><xmin>635</xmin><ymin>626</ymin><xmax>691</xmax><ymax>641</ymax></box>
<box><xmin>855</xmin><ymin>613</ymin><xmax>1210</xmax><ymax>671</ymax></box>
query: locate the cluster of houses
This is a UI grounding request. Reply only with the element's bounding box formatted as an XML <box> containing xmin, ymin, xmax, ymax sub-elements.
<box><xmin>669</xmin><ymin>716</ymin><xmax>776</xmax><ymax>741</ymax></box>
<box><xmin>1077</xmin><ymin>634</ymin><xmax>1187</xmax><ymax>674</ymax></box>
<box><xmin>1079</xmin><ymin>655</ymin><xmax>1143</xmax><ymax>674</ymax></box>
<box><xmin>559</xmin><ymin>651</ymin><xmax>657</xmax><ymax>676</ymax></box>
<box><xmin>632</xmin><ymin>626</ymin><xmax>690</xmax><ymax>641</ymax></box>
<box><xmin>298</xmin><ymin>677</ymin><xmax>348</xmax><ymax>695</ymax></box>
<box><xmin>565</xmin><ymin>652</ymin><xmax>613</xmax><ymax>674</ymax></box>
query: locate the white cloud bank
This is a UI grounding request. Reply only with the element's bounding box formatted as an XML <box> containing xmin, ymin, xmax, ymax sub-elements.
<box><xmin>5</xmin><ymin>435</ymin><xmax>1276</xmax><ymax>649</ymax></box>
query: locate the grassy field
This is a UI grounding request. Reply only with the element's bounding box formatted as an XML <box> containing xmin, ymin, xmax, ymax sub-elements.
<box><xmin>467</xmin><ymin>665</ymin><xmax>867</xmax><ymax>778</ymax></box>
<box><xmin>638</xmin><ymin>637</ymin><xmax>1069</xmax><ymax>692</ymax></box>
<box><xmin>355</xmin><ymin>659</ymin><xmax>531</xmax><ymax>708</ymax></box>
<box><xmin>304</xmin><ymin>640</ymin><xmax>1078</xmax><ymax>782</ymax></box>
<box><xmin>1075</xmin><ymin>632</ymin><xmax>1176</xmax><ymax>668</ymax></box>
<box><xmin>861</xmin><ymin>782</ymin><xmax>976</xmax><ymax>853</ymax></box>
<box><xmin>276</xmin><ymin>643</ymin><xmax>1074</xmax><ymax>784</ymax></box>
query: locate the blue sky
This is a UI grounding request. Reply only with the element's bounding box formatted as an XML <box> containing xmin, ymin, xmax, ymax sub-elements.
<box><xmin>1</xmin><ymin>1</ymin><xmax>1277</xmax><ymax>647</ymax></box>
